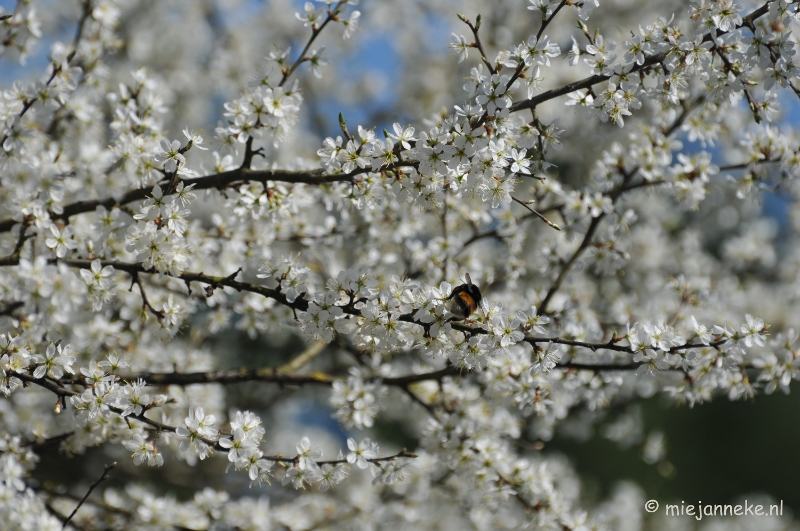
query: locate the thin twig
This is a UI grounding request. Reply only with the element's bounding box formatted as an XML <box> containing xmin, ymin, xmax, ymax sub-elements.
<box><xmin>62</xmin><ymin>462</ymin><xmax>117</xmax><ymax>529</ymax></box>
<box><xmin>460</xmin><ymin>14</ymin><xmax>495</xmax><ymax>73</ymax></box>
<box><xmin>134</xmin><ymin>275</ymin><xmax>165</xmax><ymax>320</ymax></box>
<box><xmin>504</xmin><ymin>0</ymin><xmax>568</xmax><ymax>92</ymax></box>
<box><xmin>442</xmin><ymin>190</ymin><xmax>449</xmax><ymax>280</ymax></box>
<box><xmin>539</xmin><ymin>213</ymin><xmax>602</xmax><ymax>313</ymax></box>
<box><xmin>511</xmin><ymin>196</ymin><xmax>561</xmax><ymax>231</ymax></box>
<box><xmin>450</xmin><ymin>207</ymin><xmax>561</xmax><ymax>260</ymax></box>
<box><xmin>279</xmin><ymin>0</ymin><xmax>349</xmax><ymax>86</ymax></box>
<box><xmin>536</xmin><ymin>0</ymin><xmax>567</xmax><ymax>41</ymax></box>
<box><xmin>308</xmin><ymin>449</ymin><xmax>417</xmax><ymax>467</ymax></box>
<box><xmin>714</xmin><ymin>43</ymin><xmax>761</xmax><ymax>123</ymax></box>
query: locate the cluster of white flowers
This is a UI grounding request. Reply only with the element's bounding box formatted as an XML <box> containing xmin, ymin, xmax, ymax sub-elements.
<box><xmin>3</xmin><ymin>0</ymin><xmax>800</xmax><ymax>528</ymax></box>
<box><xmin>330</xmin><ymin>372</ymin><xmax>385</xmax><ymax>429</ymax></box>
<box><xmin>298</xmin><ymin>0</ymin><xmax>800</xmax><ymax>229</ymax></box>
<box><xmin>1</xmin><ymin>451</ymin><xmax>61</xmax><ymax>531</ymax></box>
<box><xmin>257</xmin><ymin>254</ymin><xmax>310</xmax><ymax>302</ymax></box>
<box><xmin>217</xmin><ymin>80</ymin><xmax>303</xmax><ymax>149</ymax></box>
<box><xmin>125</xmin><ymin>181</ymin><xmax>197</xmax><ymax>277</ymax></box>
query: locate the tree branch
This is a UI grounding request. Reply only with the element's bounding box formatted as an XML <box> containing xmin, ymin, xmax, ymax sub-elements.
<box><xmin>509</xmin><ymin>1</ymin><xmax>771</xmax><ymax>114</ymax></box>
<box><xmin>0</xmin><ymin>161</ymin><xmax>410</xmax><ymax>236</ymax></box>
<box><xmin>280</xmin><ymin>0</ymin><xmax>349</xmax><ymax>86</ymax></box>
<box><xmin>461</xmin><ymin>14</ymin><xmax>496</xmax><ymax>73</ymax></box>
<box><xmin>62</xmin><ymin>461</ymin><xmax>117</xmax><ymax>530</ymax></box>
<box><xmin>13</xmin><ymin>368</ymin><xmax>416</xmax><ymax>468</ymax></box>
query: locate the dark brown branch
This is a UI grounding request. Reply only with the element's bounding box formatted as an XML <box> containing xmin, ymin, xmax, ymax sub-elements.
<box><xmin>41</xmin><ymin>487</ymin><xmax>132</xmax><ymax>516</ymax></box>
<box><xmin>0</xmin><ymin>3</ymin><xmax>770</xmax><ymax>242</ymax></box>
<box><xmin>504</xmin><ymin>0</ymin><xmax>568</xmax><ymax>93</ymax></box>
<box><xmin>383</xmin><ymin>365</ymin><xmax>459</xmax><ymax>386</ymax></box>
<box><xmin>536</xmin><ymin>0</ymin><xmax>567</xmax><ymax>41</ymax></box>
<box><xmin>11</xmin><ymin>219</ymin><xmax>32</xmax><ymax>256</ymax></box>
<box><xmin>714</xmin><ymin>43</ymin><xmax>761</xmax><ymax>123</ymax></box>
<box><xmin>6</xmin><ymin>256</ymin><xmax>728</xmax><ymax>381</ymax></box>
<box><xmin>62</xmin><ymin>461</ymin><xmax>117</xmax><ymax>529</ymax></box>
<box><xmin>102</xmin><ymin>331</ymin><xmax>726</xmax><ymax>390</ymax></box>
<box><xmin>0</xmin><ymin>256</ymin><xmax>307</xmax><ymax>312</ymax></box>
<box><xmin>14</xmin><ymin>367</ymin><xmax>417</xmax><ymax>467</ymax></box>
<box><xmin>20</xmin><ymin>431</ymin><xmax>74</xmax><ymax>448</ymax></box>
<box><xmin>1</xmin><ymin>255</ymin><xmax>729</xmax><ymax>377</ymax></box>
<box><xmin>43</xmin><ymin>484</ymin><xmax>198</xmax><ymax>531</ymax></box>
<box><xmin>311</xmin><ymin>449</ymin><xmax>417</xmax><ymax>467</ymax></box>
<box><xmin>451</xmin><ymin>207</ymin><xmax>561</xmax><ymax>260</ymax></box>
<box><xmin>280</xmin><ymin>0</ymin><xmax>349</xmax><ymax>86</ymax></box>
<box><xmin>561</xmin><ymin>362</ymin><xmax>647</xmax><ymax>371</ymax></box>
<box><xmin>0</xmin><ymin>161</ymin><xmax>409</xmax><ymax>235</ymax></box>
<box><xmin>719</xmin><ymin>159</ymin><xmax>777</xmax><ymax>172</ymax></box>
<box><xmin>115</xmin><ymin>364</ymin><xmax>458</xmax><ymax>389</ymax></box>
<box><xmin>461</xmin><ymin>14</ymin><xmax>496</xmax><ymax>73</ymax></box>
<box><xmin>538</xmin><ymin>93</ymin><xmax>706</xmax><ymax>314</ymax></box>
<box><xmin>14</xmin><ymin>370</ymin><xmax>76</xmax><ymax>397</ymax></box>
<box><xmin>120</xmin><ymin>367</ymin><xmax>335</xmax><ymax>386</ymax></box>
<box><xmin>618</xmin><ymin>156</ymin><xmax>777</xmax><ymax>195</ymax></box>
<box><xmin>0</xmin><ymin>61</ymin><xmax>61</xmax><ymax>147</ymax></box>
<box><xmin>509</xmin><ymin>1</ymin><xmax>771</xmax><ymax>114</ymax></box>
<box><xmin>539</xmin><ymin>213</ymin><xmax>603</xmax><ymax>314</ymax></box>
<box><xmin>71</xmin><ymin>0</ymin><xmax>93</xmax><ymax>53</ymax></box>
<box><xmin>134</xmin><ymin>274</ymin><xmax>165</xmax><ymax>320</ymax></box>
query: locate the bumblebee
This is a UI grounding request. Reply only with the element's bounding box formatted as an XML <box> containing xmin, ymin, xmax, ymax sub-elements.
<box><xmin>447</xmin><ymin>273</ymin><xmax>482</xmax><ymax>321</ymax></box>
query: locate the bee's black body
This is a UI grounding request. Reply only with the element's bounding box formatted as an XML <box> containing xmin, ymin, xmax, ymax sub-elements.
<box><xmin>447</xmin><ymin>274</ymin><xmax>482</xmax><ymax>321</ymax></box>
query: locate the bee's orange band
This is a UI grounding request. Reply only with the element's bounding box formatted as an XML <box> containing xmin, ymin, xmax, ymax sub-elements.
<box><xmin>457</xmin><ymin>291</ymin><xmax>477</xmax><ymax>314</ymax></box>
